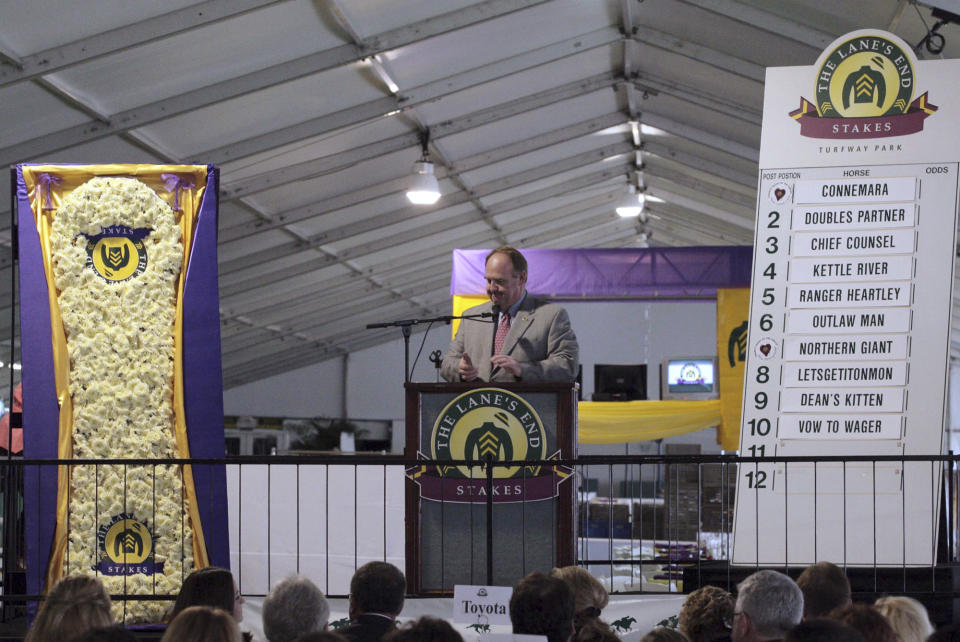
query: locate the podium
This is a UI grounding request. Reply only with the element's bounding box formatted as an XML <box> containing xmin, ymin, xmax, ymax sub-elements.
<box><xmin>404</xmin><ymin>382</ymin><xmax>577</xmax><ymax>592</ymax></box>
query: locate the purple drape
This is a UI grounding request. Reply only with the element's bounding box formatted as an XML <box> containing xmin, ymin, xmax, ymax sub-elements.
<box><xmin>451</xmin><ymin>247</ymin><xmax>752</xmax><ymax>297</ymax></box>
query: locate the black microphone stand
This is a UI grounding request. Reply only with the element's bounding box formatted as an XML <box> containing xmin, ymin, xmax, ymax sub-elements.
<box><xmin>366</xmin><ymin>311</ymin><xmax>494</xmax><ymax>382</ymax></box>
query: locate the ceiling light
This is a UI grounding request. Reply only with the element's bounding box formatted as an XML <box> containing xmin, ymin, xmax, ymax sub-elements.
<box><xmin>615</xmin><ymin>184</ymin><xmax>645</xmax><ymax>218</ymax></box>
<box><xmin>407</xmin><ymin>129</ymin><xmax>441</xmax><ymax>205</ymax></box>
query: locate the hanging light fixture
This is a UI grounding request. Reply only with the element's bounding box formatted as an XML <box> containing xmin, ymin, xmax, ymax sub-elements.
<box><xmin>406</xmin><ymin>129</ymin><xmax>441</xmax><ymax>205</ymax></box>
<box><xmin>615</xmin><ymin>183</ymin><xmax>645</xmax><ymax>218</ymax></box>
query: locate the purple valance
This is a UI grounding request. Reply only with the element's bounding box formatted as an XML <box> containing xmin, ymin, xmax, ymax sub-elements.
<box><xmin>451</xmin><ymin>247</ymin><xmax>753</xmax><ymax>298</ymax></box>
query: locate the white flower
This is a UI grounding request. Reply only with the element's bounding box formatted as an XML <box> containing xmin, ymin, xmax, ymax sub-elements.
<box><xmin>50</xmin><ymin>177</ymin><xmax>195</xmax><ymax>623</ymax></box>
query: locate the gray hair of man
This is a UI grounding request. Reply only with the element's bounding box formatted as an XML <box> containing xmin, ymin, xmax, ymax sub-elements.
<box><xmin>262</xmin><ymin>576</ymin><xmax>330</xmax><ymax>642</ymax></box>
<box><xmin>736</xmin><ymin>570</ymin><xmax>803</xmax><ymax>639</ymax></box>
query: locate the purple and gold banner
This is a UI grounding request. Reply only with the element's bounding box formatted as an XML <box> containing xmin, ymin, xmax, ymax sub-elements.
<box><xmin>16</xmin><ymin>164</ymin><xmax>228</xmax><ymax>622</ymax></box>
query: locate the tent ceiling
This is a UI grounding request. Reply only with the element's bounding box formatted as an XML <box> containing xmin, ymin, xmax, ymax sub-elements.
<box><xmin>0</xmin><ymin>0</ymin><xmax>958</xmax><ymax>389</ymax></box>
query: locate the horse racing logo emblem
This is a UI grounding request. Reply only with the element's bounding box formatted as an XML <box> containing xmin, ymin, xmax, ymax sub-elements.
<box><xmin>84</xmin><ymin>225</ymin><xmax>150</xmax><ymax>282</ymax></box>
<box><xmin>96</xmin><ymin>513</ymin><xmax>163</xmax><ymax>576</ymax></box>
<box><xmin>432</xmin><ymin>389</ymin><xmax>545</xmax><ymax>480</ymax></box>
<box><xmin>408</xmin><ymin>388</ymin><xmax>571</xmax><ymax>503</ymax></box>
<box><xmin>789</xmin><ymin>30</ymin><xmax>937</xmax><ymax>139</ymax></box>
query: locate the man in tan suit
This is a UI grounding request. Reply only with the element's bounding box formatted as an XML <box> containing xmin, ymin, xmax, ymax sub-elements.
<box><xmin>441</xmin><ymin>246</ymin><xmax>579</xmax><ymax>382</ymax></box>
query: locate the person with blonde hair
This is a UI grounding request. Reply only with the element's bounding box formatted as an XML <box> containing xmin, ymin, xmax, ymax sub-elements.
<box><xmin>873</xmin><ymin>596</ymin><xmax>934</xmax><ymax>642</ymax></box>
<box><xmin>550</xmin><ymin>567</ymin><xmax>609</xmax><ymax>622</ymax></box>
<box><xmin>25</xmin><ymin>574</ymin><xmax>114</xmax><ymax>642</ymax></box>
<box><xmin>550</xmin><ymin>566</ymin><xmax>615</xmax><ymax>642</ymax></box>
<box><xmin>161</xmin><ymin>606</ymin><xmax>241</xmax><ymax>642</ymax></box>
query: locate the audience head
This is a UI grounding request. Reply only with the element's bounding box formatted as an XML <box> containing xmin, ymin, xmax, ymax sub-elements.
<box><xmin>732</xmin><ymin>570</ymin><xmax>803</xmax><ymax>642</ymax></box>
<box><xmin>550</xmin><ymin>566</ymin><xmax>609</xmax><ymax>630</ymax></box>
<box><xmin>574</xmin><ymin>618</ymin><xmax>620</xmax><ymax>642</ymax></box>
<box><xmin>349</xmin><ymin>562</ymin><xmax>406</xmax><ymax>618</ymax></box>
<box><xmin>510</xmin><ymin>572</ymin><xmax>576</xmax><ymax>642</ymax></box>
<box><xmin>161</xmin><ymin>606</ymin><xmax>241</xmax><ymax>642</ymax></box>
<box><xmin>640</xmin><ymin>628</ymin><xmax>690</xmax><ymax>642</ymax></box>
<box><xmin>70</xmin><ymin>625</ymin><xmax>138</xmax><ymax>642</ymax></box>
<box><xmin>679</xmin><ymin>585</ymin><xmax>735</xmax><ymax>642</ymax></box>
<box><xmin>26</xmin><ymin>574</ymin><xmax>114</xmax><ymax>642</ymax></box>
<box><xmin>171</xmin><ymin>566</ymin><xmax>243</xmax><ymax>622</ymax></box>
<box><xmin>295</xmin><ymin>633</ymin><xmax>349</xmax><ymax>642</ymax></box>
<box><xmin>795</xmin><ymin>562</ymin><xmax>850</xmax><ymax>619</ymax></box>
<box><xmin>383</xmin><ymin>616</ymin><xmax>464</xmax><ymax>642</ymax></box>
<box><xmin>784</xmin><ymin>618</ymin><xmax>865</xmax><ymax>642</ymax></box>
<box><xmin>873</xmin><ymin>596</ymin><xmax>933</xmax><ymax>642</ymax></box>
<box><xmin>827</xmin><ymin>603</ymin><xmax>897</xmax><ymax>642</ymax></box>
<box><xmin>263</xmin><ymin>575</ymin><xmax>330</xmax><ymax>642</ymax></box>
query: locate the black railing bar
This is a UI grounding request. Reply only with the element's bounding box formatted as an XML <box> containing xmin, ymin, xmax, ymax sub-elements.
<box><xmin>900</xmin><ymin>459</ymin><xmax>906</xmax><ymax>590</ymax></box>
<box><xmin>783</xmin><ymin>461</ymin><xmax>788</xmax><ymax>575</ymax></box>
<box><xmin>2</xmin><ymin>586</ymin><xmax>958</xmax><ymax>603</ymax></box>
<box><xmin>4</xmin><ymin>453</ymin><xmax>960</xmax><ymax>467</ymax></box>
<box><xmin>0</xmin><ymin>594</ymin><xmax>179</xmax><ymax>601</ymax></box>
<box><xmin>354</xmin><ymin>464</ymin><xmax>359</xmax><ymax>576</ymax></box>
<box><xmin>872</xmin><ymin>460</ymin><xmax>877</xmax><ymax>593</ymax></box>
<box><xmin>577</xmin><ymin>558</ymin><xmax>701</xmax><ymax>566</ymax></box>
<box><xmin>485</xmin><ymin>453</ymin><xmax>493</xmax><ymax>585</ymax></box>
<box><xmin>296</xmin><ymin>464</ymin><xmax>301</xmax><ymax>575</ymax></box>
<box><xmin>931</xmin><ymin>460</ymin><xmax>936</xmax><ymax>593</ymax></box>
<box><xmin>697</xmin><ymin>462</ymin><xmax>702</xmax><ymax>588</ymax></box>
<box><xmin>607</xmin><ymin>462</ymin><xmax>613</xmax><ymax>586</ymax></box>
<box><xmin>267</xmin><ymin>462</ymin><xmax>272</xmax><ymax>590</ymax></box>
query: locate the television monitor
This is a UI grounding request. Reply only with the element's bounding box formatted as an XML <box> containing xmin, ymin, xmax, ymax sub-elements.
<box><xmin>592</xmin><ymin>364</ymin><xmax>647</xmax><ymax>401</ymax></box>
<box><xmin>660</xmin><ymin>357</ymin><xmax>719</xmax><ymax>400</ymax></box>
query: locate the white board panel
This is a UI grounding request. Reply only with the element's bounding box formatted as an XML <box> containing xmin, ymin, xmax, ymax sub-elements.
<box><xmin>733</xmin><ymin>30</ymin><xmax>959</xmax><ymax>567</ymax></box>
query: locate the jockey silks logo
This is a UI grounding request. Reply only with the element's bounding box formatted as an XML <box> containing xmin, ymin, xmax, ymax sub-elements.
<box><xmin>84</xmin><ymin>226</ymin><xmax>150</xmax><ymax>282</ymax></box>
<box><xmin>790</xmin><ymin>30</ymin><xmax>937</xmax><ymax>139</ymax></box>
<box><xmin>431</xmin><ymin>388</ymin><xmax>545</xmax><ymax>479</ymax></box>
<box><xmin>408</xmin><ymin>388</ymin><xmax>571</xmax><ymax>504</ymax></box>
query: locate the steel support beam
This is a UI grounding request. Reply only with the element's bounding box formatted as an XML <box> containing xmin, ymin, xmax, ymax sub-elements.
<box><xmin>0</xmin><ymin>0</ymin><xmax>554</xmax><ymax>166</ymax></box>
<box><xmin>198</xmin><ymin>27</ymin><xmax>621</xmax><ymax>165</ymax></box>
<box><xmin>0</xmin><ymin>0</ymin><xmax>288</xmax><ymax>87</ymax></box>
<box><xmin>218</xmin><ymin>143</ymin><xmax>634</xmax><ymax>280</ymax></box>
<box><xmin>675</xmin><ymin>0</ymin><xmax>832</xmax><ymax>50</ymax></box>
<box><xmin>217</xmin><ymin>72</ymin><xmax>618</xmax><ymax>202</ymax></box>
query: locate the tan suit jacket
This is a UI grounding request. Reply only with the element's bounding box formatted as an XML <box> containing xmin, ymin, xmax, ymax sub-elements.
<box><xmin>440</xmin><ymin>296</ymin><xmax>578</xmax><ymax>382</ymax></box>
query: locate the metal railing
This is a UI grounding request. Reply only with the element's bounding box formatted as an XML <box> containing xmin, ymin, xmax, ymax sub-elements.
<box><xmin>0</xmin><ymin>453</ymin><xmax>955</xmax><ymax>615</ymax></box>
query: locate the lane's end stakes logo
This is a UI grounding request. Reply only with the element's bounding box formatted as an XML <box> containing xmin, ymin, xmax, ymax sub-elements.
<box><xmin>84</xmin><ymin>226</ymin><xmax>151</xmax><ymax>282</ymax></box>
<box><xmin>789</xmin><ymin>30</ymin><xmax>937</xmax><ymax>139</ymax></box>
<box><xmin>96</xmin><ymin>513</ymin><xmax>163</xmax><ymax>576</ymax></box>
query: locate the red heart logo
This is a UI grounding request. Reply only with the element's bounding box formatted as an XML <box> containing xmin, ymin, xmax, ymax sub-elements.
<box><xmin>774</xmin><ymin>188</ymin><xmax>786</xmax><ymax>201</ymax></box>
<box><xmin>759</xmin><ymin>343</ymin><xmax>771</xmax><ymax>356</ymax></box>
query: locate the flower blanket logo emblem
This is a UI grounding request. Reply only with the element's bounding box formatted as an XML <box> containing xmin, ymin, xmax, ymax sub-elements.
<box><xmin>84</xmin><ymin>225</ymin><xmax>151</xmax><ymax>282</ymax></box>
<box><xmin>789</xmin><ymin>30</ymin><xmax>937</xmax><ymax>139</ymax></box>
<box><xmin>96</xmin><ymin>513</ymin><xmax>164</xmax><ymax>576</ymax></box>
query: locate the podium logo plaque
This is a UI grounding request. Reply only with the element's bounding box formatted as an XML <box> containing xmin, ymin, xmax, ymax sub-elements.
<box><xmin>411</xmin><ymin>388</ymin><xmax>570</xmax><ymax>504</ymax></box>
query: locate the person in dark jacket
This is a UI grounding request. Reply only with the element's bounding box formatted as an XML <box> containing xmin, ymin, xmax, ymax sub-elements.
<box><xmin>339</xmin><ymin>562</ymin><xmax>406</xmax><ymax>642</ymax></box>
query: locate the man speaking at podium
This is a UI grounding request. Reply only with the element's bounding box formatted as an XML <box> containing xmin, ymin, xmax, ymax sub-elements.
<box><xmin>441</xmin><ymin>246</ymin><xmax>579</xmax><ymax>383</ymax></box>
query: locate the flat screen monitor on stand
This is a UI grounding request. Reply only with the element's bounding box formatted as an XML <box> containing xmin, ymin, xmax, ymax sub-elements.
<box><xmin>592</xmin><ymin>364</ymin><xmax>647</xmax><ymax>401</ymax></box>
